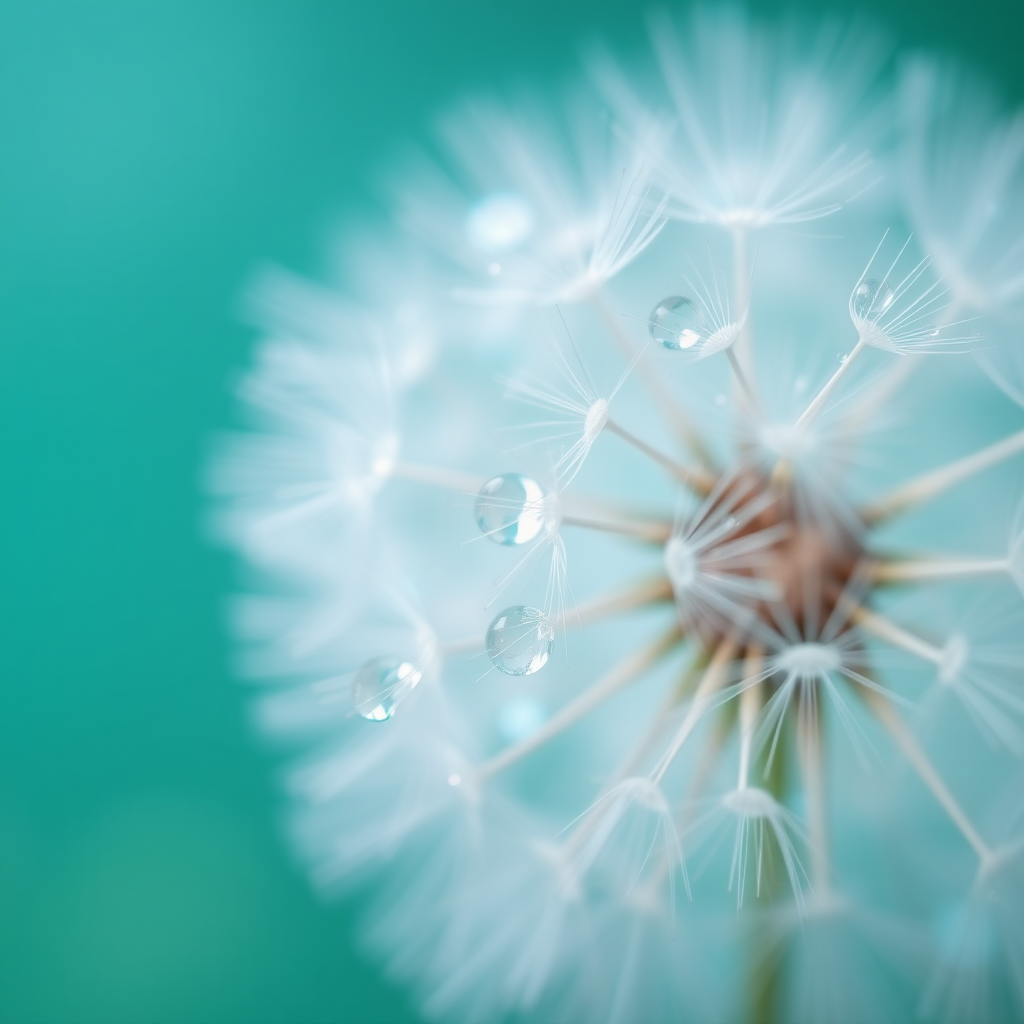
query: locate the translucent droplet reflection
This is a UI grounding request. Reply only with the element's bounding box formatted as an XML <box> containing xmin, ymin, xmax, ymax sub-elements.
<box><xmin>352</xmin><ymin>657</ymin><xmax>423</xmax><ymax>721</ymax></box>
<box><xmin>475</xmin><ymin>474</ymin><xmax>546</xmax><ymax>545</ymax></box>
<box><xmin>852</xmin><ymin>278</ymin><xmax>894</xmax><ymax>320</ymax></box>
<box><xmin>649</xmin><ymin>295</ymin><xmax>707</xmax><ymax>351</ymax></box>
<box><xmin>486</xmin><ymin>606</ymin><xmax>554</xmax><ymax>676</ymax></box>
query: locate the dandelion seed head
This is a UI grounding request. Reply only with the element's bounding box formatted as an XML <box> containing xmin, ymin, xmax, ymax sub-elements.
<box><xmin>211</xmin><ymin>9</ymin><xmax>1024</xmax><ymax>1023</ymax></box>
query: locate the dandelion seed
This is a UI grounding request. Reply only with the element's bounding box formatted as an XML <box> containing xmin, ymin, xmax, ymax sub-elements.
<box><xmin>900</xmin><ymin>59</ymin><xmax>1024</xmax><ymax>406</ymax></box>
<box><xmin>922</xmin><ymin>835</ymin><xmax>1024</xmax><ymax>1023</ymax></box>
<box><xmin>594</xmin><ymin>9</ymin><xmax>885</xmax><ymax>230</ymax></box>
<box><xmin>395</xmin><ymin>95</ymin><xmax>670</xmax><ymax>308</ymax></box>
<box><xmin>887</xmin><ymin>592</ymin><xmax>1024</xmax><ymax>754</ymax></box>
<box><xmin>720</xmin><ymin>786</ymin><xmax>808</xmax><ymax>911</ymax></box>
<box><xmin>847</xmin><ymin>233</ymin><xmax>977</xmax><ymax>356</ymax></box>
<box><xmin>563</xmin><ymin>777</ymin><xmax>687</xmax><ymax>905</ymax></box>
<box><xmin>647</xmin><ymin>293</ymin><xmax>741</xmax><ymax>357</ymax></box>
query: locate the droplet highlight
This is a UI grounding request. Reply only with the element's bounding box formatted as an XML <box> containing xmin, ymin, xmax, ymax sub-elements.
<box><xmin>352</xmin><ymin>657</ymin><xmax>423</xmax><ymax>721</ymax></box>
<box><xmin>486</xmin><ymin>606</ymin><xmax>554</xmax><ymax>676</ymax></box>
<box><xmin>852</xmin><ymin>278</ymin><xmax>894</xmax><ymax>320</ymax></box>
<box><xmin>475</xmin><ymin>474</ymin><xmax>546</xmax><ymax>545</ymax></box>
<box><xmin>649</xmin><ymin>295</ymin><xmax>707</xmax><ymax>351</ymax></box>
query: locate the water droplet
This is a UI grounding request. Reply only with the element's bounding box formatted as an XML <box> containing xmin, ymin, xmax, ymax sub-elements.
<box><xmin>466</xmin><ymin>193</ymin><xmax>534</xmax><ymax>251</ymax></box>
<box><xmin>352</xmin><ymin>657</ymin><xmax>422</xmax><ymax>721</ymax></box>
<box><xmin>852</xmin><ymin>278</ymin><xmax>894</xmax><ymax>320</ymax></box>
<box><xmin>648</xmin><ymin>295</ymin><xmax>708</xmax><ymax>351</ymax></box>
<box><xmin>447</xmin><ymin>773</ymin><xmax>462</xmax><ymax>787</ymax></box>
<box><xmin>475</xmin><ymin>474</ymin><xmax>546</xmax><ymax>545</ymax></box>
<box><xmin>486</xmin><ymin>606</ymin><xmax>554</xmax><ymax>676</ymax></box>
<box><xmin>837</xmin><ymin>352</ymin><xmax>848</xmax><ymax>365</ymax></box>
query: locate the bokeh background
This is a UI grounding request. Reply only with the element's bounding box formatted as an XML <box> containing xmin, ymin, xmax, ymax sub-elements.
<box><xmin>2</xmin><ymin>2</ymin><xmax>1023</xmax><ymax>1021</ymax></box>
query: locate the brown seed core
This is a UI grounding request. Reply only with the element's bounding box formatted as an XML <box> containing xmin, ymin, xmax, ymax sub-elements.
<box><xmin>694</xmin><ymin>472</ymin><xmax>864</xmax><ymax>646</ymax></box>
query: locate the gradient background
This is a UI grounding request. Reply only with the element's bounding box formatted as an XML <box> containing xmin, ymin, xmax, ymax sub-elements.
<box><xmin>2</xmin><ymin>2</ymin><xmax>1023</xmax><ymax>1022</ymax></box>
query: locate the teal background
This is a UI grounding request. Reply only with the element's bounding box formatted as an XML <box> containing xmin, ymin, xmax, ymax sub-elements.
<box><xmin>1</xmin><ymin>2</ymin><xmax>1022</xmax><ymax>1022</ymax></box>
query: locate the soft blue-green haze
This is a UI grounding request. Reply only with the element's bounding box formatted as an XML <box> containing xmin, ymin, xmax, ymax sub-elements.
<box><xmin>2</xmin><ymin>2</ymin><xmax>1022</xmax><ymax>1021</ymax></box>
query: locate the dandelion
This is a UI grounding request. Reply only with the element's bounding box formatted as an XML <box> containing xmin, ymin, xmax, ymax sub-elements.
<box><xmin>212</xmin><ymin>9</ymin><xmax>1024</xmax><ymax>1024</ymax></box>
